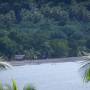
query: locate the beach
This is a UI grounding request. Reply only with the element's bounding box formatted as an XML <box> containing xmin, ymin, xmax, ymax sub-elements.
<box><xmin>9</xmin><ymin>56</ymin><xmax>86</xmax><ymax>66</ymax></box>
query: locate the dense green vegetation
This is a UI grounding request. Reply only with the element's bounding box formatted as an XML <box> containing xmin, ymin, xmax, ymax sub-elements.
<box><xmin>0</xmin><ymin>0</ymin><xmax>90</xmax><ymax>60</ymax></box>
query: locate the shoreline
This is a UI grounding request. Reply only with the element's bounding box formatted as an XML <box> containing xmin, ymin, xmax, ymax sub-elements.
<box><xmin>8</xmin><ymin>57</ymin><xmax>86</xmax><ymax>66</ymax></box>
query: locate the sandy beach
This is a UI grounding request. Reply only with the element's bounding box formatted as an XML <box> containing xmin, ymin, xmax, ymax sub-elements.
<box><xmin>8</xmin><ymin>57</ymin><xmax>86</xmax><ymax>66</ymax></box>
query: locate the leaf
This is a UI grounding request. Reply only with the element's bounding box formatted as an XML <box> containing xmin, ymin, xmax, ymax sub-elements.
<box><xmin>0</xmin><ymin>81</ymin><xmax>4</xmax><ymax>90</ymax></box>
<box><xmin>12</xmin><ymin>80</ymin><xmax>18</xmax><ymax>90</ymax></box>
<box><xmin>23</xmin><ymin>84</ymin><xmax>36</xmax><ymax>90</ymax></box>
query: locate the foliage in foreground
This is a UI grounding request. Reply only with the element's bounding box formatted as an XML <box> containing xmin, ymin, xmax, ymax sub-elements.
<box><xmin>81</xmin><ymin>56</ymin><xmax>90</xmax><ymax>82</ymax></box>
<box><xmin>0</xmin><ymin>57</ymin><xmax>12</xmax><ymax>70</ymax></box>
<box><xmin>84</xmin><ymin>68</ymin><xmax>90</xmax><ymax>82</ymax></box>
<box><xmin>0</xmin><ymin>80</ymin><xmax>36</xmax><ymax>90</ymax></box>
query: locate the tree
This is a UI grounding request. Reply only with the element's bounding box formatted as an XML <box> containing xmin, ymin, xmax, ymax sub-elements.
<box><xmin>49</xmin><ymin>39</ymin><xmax>69</xmax><ymax>58</ymax></box>
<box><xmin>0</xmin><ymin>0</ymin><xmax>35</xmax><ymax>22</ymax></box>
<box><xmin>0</xmin><ymin>37</ymin><xmax>18</xmax><ymax>58</ymax></box>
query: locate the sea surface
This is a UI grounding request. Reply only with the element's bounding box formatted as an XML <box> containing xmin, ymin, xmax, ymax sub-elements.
<box><xmin>0</xmin><ymin>61</ymin><xmax>90</xmax><ymax>90</ymax></box>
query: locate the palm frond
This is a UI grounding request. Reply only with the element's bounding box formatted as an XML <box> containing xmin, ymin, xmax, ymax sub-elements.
<box><xmin>0</xmin><ymin>81</ymin><xmax>4</xmax><ymax>90</ymax></box>
<box><xmin>0</xmin><ymin>61</ymin><xmax>12</xmax><ymax>70</ymax></box>
<box><xmin>80</xmin><ymin>52</ymin><xmax>90</xmax><ymax>82</ymax></box>
<box><xmin>23</xmin><ymin>84</ymin><xmax>36</xmax><ymax>90</ymax></box>
<box><xmin>12</xmin><ymin>80</ymin><xmax>18</xmax><ymax>90</ymax></box>
<box><xmin>0</xmin><ymin>81</ymin><xmax>36</xmax><ymax>90</ymax></box>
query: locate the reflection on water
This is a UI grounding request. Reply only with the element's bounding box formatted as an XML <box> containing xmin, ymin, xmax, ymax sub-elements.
<box><xmin>0</xmin><ymin>62</ymin><xmax>90</xmax><ymax>90</ymax></box>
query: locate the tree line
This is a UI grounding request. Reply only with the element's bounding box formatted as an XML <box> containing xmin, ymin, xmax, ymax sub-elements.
<box><xmin>0</xmin><ymin>0</ymin><xmax>90</xmax><ymax>60</ymax></box>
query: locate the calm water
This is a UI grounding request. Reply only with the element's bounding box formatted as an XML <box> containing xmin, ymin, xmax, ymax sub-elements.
<box><xmin>0</xmin><ymin>61</ymin><xmax>90</xmax><ymax>90</ymax></box>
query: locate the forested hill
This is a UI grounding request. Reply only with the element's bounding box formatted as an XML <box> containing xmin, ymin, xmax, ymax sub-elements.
<box><xmin>0</xmin><ymin>0</ymin><xmax>90</xmax><ymax>60</ymax></box>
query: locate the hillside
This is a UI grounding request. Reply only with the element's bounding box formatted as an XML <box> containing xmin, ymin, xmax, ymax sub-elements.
<box><xmin>0</xmin><ymin>0</ymin><xmax>90</xmax><ymax>60</ymax></box>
